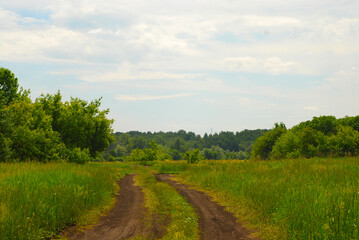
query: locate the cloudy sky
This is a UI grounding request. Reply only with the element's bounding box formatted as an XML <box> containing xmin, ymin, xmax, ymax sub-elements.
<box><xmin>1</xmin><ymin>0</ymin><xmax>359</xmax><ymax>134</ymax></box>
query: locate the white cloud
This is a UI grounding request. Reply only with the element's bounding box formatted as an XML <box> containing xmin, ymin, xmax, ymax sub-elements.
<box><xmin>222</xmin><ymin>57</ymin><xmax>297</xmax><ymax>74</ymax></box>
<box><xmin>81</xmin><ymin>68</ymin><xmax>201</xmax><ymax>82</ymax></box>
<box><xmin>203</xmin><ymin>98</ymin><xmax>216</xmax><ymax>103</ymax></box>
<box><xmin>1</xmin><ymin>0</ymin><xmax>359</xmax><ymax>133</ymax></box>
<box><xmin>325</xmin><ymin>18</ymin><xmax>359</xmax><ymax>39</ymax></box>
<box><xmin>304</xmin><ymin>106</ymin><xmax>320</xmax><ymax>111</ymax></box>
<box><xmin>241</xmin><ymin>15</ymin><xmax>304</xmax><ymax>28</ymax></box>
<box><xmin>236</xmin><ymin>97</ymin><xmax>280</xmax><ymax>110</ymax></box>
<box><xmin>325</xmin><ymin>67</ymin><xmax>359</xmax><ymax>83</ymax></box>
<box><xmin>298</xmin><ymin>68</ymin><xmax>359</xmax><ymax>117</ymax></box>
<box><xmin>115</xmin><ymin>93</ymin><xmax>193</xmax><ymax>101</ymax></box>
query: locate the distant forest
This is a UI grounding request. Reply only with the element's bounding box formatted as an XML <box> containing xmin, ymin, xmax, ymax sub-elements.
<box><xmin>101</xmin><ymin>129</ymin><xmax>268</xmax><ymax>161</ymax></box>
<box><xmin>103</xmin><ymin>114</ymin><xmax>359</xmax><ymax>162</ymax></box>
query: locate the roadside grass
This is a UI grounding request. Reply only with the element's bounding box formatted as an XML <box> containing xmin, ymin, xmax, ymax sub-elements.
<box><xmin>153</xmin><ymin>160</ymin><xmax>190</xmax><ymax>174</ymax></box>
<box><xmin>154</xmin><ymin>158</ymin><xmax>359</xmax><ymax>240</ymax></box>
<box><xmin>0</xmin><ymin>162</ymin><xmax>133</xmax><ymax>240</ymax></box>
<box><xmin>134</xmin><ymin>167</ymin><xmax>198</xmax><ymax>240</ymax></box>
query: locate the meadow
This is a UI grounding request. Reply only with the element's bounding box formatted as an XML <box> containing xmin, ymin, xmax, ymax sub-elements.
<box><xmin>155</xmin><ymin>158</ymin><xmax>359</xmax><ymax>240</ymax></box>
<box><xmin>0</xmin><ymin>162</ymin><xmax>132</xmax><ymax>240</ymax></box>
<box><xmin>0</xmin><ymin>162</ymin><xmax>199</xmax><ymax>240</ymax></box>
<box><xmin>1</xmin><ymin>158</ymin><xmax>358</xmax><ymax>240</ymax></box>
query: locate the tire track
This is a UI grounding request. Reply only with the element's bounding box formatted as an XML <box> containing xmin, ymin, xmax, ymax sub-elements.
<box><xmin>156</xmin><ymin>174</ymin><xmax>258</xmax><ymax>240</ymax></box>
<box><xmin>66</xmin><ymin>174</ymin><xmax>159</xmax><ymax>240</ymax></box>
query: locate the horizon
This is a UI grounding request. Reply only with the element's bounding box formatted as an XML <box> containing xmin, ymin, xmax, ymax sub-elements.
<box><xmin>1</xmin><ymin>0</ymin><xmax>359</xmax><ymax>135</ymax></box>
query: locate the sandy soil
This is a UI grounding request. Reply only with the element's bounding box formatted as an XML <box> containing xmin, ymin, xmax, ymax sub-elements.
<box><xmin>156</xmin><ymin>174</ymin><xmax>258</xmax><ymax>240</ymax></box>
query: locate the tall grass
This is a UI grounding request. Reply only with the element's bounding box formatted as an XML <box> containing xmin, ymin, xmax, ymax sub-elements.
<box><xmin>0</xmin><ymin>162</ymin><xmax>129</xmax><ymax>240</ymax></box>
<box><xmin>155</xmin><ymin>158</ymin><xmax>359</xmax><ymax>240</ymax></box>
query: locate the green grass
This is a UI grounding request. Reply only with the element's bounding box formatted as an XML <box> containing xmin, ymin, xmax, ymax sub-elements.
<box><xmin>154</xmin><ymin>160</ymin><xmax>190</xmax><ymax>174</ymax></box>
<box><xmin>3</xmin><ymin>158</ymin><xmax>357</xmax><ymax>240</ymax></box>
<box><xmin>154</xmin><ymin>158</ymin><xmax>359</xmax><ymax>240</ymax></box>
<box><xmin>0</xmin><ymin>162</ymin><xmax>133</xmax><ymax>240</ymax></box>
<box><xmin>134</xmin><ymin>167</ymin><xmax>198</xmax><ymax>240</ymax></box>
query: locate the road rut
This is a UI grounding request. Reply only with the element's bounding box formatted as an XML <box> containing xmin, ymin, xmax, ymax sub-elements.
<box><xmin>66</xmin><ymin>174</ymin><xmax>148</xmax><ymax>240</ymax></box>
<box><xmin>156</xmin><ymin>174</ymin><xmax>258</xmax><ymax>240</ymax></box>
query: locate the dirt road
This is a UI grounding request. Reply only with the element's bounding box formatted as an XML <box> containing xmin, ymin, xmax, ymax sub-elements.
<box><xmin>156</xmin><ymin>174</ymin><xmax>257</xmax><ymax>240</ymax></box>
<box><xmin>66</xmin><ymin>174</ymin><xmax>151</xmax><ymax>240</ymax></box>
<box><xmin>65</xmin><ymin>173</ymin><xmax>257</xmax><ymax>240</ymax></box>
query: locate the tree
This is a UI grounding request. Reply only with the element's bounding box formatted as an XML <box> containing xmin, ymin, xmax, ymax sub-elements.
<box><xmin>0</xmin><ymin>104</ymin><xmax>13</xmax><ymax>161</ymax></box>
<box><xmin>37</xmin><ymin>94</ymin><xmax>114</xmax><ymax>157</ymax></box>
<box><xmin>0</xmin><ymin>67</ymin><xmax>29</xmax><ymax>105</ymax></box>
<box><xmin>298</xmin><ymin>127</ymin><xmax>318</xmax><ymax>158</ymax></box>
<box><xmin>5</xmin><ymin>100</ymin><xmax>64</xmax><ymax>162</ymax></box>
<box><xmin>329</xmin><ymin>126</ymin><xmax>359</xmax><ymax>156</ymax></box>
<box><xmin>143</xmin><ymin>140</ymin><xmax>159</xmax><ymax>163</ymax></box>
<box><xmin>185</xmin><ymin>149</ymin><xmax>201</xmax><ymax>164</ymax></box>
<box><xmin>127</xmin><ymin>149</ymin><xmax>145</xmax><ymax>162</ymax></box>
<box><xmin>251</xmin><ymin>123</ymin><xmax>286</xmax><ymax>160</ymax></box>
<box><xmin>170</xmin><ymin>137</ymin><xmax>186</xmax><ymax>152</ymax></box>
<box><xmin>271</xmin><ymin>131</ymin><xmax>300</xmax><ymax>159</ymax></box>
<box><xmin>202</xmin><ymin>145</ymin><xmax>225</xmax><ymax>160</ymax></box>
<box><xmin>309</xmin><ymin>116</ymin><xmax>338</xmax><ymax>135</ymax></box>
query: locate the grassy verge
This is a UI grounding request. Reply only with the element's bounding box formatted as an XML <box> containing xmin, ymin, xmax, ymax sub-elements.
<box><xmin>134</xmin><ymin>167</ymin><xmax>198</xmax><ymax>240</ymax></box>
<box><xmin>0</xmin><ymin>162</ymin><xmax>133</xmax><ymax>240</ymax></box>
<box><xmin>154</xmin><ymin>158</ymin><xmax>359</xmax><ymax>240</ymax></box>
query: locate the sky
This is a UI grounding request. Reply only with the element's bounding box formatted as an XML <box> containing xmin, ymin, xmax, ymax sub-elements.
<box><xmin>1</xmin><ymin>0</ymin><xmax>359</xmax><ymax>135</ymax></box>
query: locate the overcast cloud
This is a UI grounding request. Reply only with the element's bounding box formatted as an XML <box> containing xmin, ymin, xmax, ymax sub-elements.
<box><xmin>1</xmin><ymin>0</ymin><xmax>359</xmax><ymax>134</ymax></box>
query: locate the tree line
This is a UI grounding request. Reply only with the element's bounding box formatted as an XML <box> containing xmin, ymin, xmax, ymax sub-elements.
<box><xmin>101</xmin><ymin>128</ymin><xmax>268</xmax><ymax>162</ymax></box>
<box><xmin>251</xmin><ymin>116</ymin><xmax>359</xmax><ymax>160</ymax></box>
<box><xmin>0</xmin><ymin>67</ymin><xmax>114</xmax><ymax>163</ymax></box>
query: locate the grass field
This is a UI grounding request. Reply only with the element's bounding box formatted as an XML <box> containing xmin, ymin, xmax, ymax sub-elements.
<box><xmin>0</xmin><ymin>162</ymin><xmax>133</xmax><ymax>240</ymax></box>
<box><xmin>2</xmin><ymin>158</ymin><xmax>358</xmax><ymax>240</ymax></box>
<box><xmin>155</xmin><ymin>158</ymin><xmax>359</xmax><ymax>240</ymax></box>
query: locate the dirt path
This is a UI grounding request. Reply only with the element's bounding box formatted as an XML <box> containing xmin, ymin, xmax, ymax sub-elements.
<box><xmin>66</xmin><ymin>174</ymin><xmax>152</xmax><ymax>240</ymax></box>
<box><xmin>156</xmin><ymin>174</ymin><xmax>258</xmax><ymax>240</ymax></box>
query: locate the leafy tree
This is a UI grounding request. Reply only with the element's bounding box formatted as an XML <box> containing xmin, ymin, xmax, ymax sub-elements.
<box><xmin>143</xmin><ymin>140</ymin><xmax>159</xmax><ymax>163</ymax></box>
<box><xmin>67</xmin><ymin>147</ymin><xmax>92</xmax><ymax>164</ymax></box>
<box><xmin>169</xmin><ymin>149</ymin><xmax>182</xmax><ymax>160</ymax></box>
<box><xmin>185</xmin><ymin>149</ymin><xmax>201</xmax><ymax>164</ymax></box>
<box><xmin>271</xmin><ymin>131</ymin><xmax>300</xmax><ymax>159</ymax></box>
<box><xmin>0</xmin><ymin>67</ymin><xmax>29</xmax><ymax>105</ymax></box>
<box><xmin>127</xmin><ymin>149</ymin><xmax>145</xmax><ymax>162</ymax></box>
<box><xmin>251</xmin><ymin>123</ymin><xmax>286</xmax><ymax>160</ymax></box>
<box><xmin>0</xmin><ymin>68</ymin><xmax>114</xmax><ymax>163</ymax></box>
<box><xmin>37</xmin><ymin>91</ymin><xmax>63</xmax><ymax>132</ymax></box>
<box><xmin>309</xmin><ymin>116</ymin><xmax>338</xmax><ymax>135</ymax></box>
<box><xmin>37</xmin><ymin>94</ymin><xmax>114</xmax><ymax>157</ymax></box>
<box><xmin>170</xmin><ymin>137</ymin><xmax>186</xmax><ymax>152</ymax></box>
<box><xmin>0</xmin><ymin>102</ymin><xmax>13</xmax><ymax>161</ymax></box>
<box><xmin>6</xmin><ymin>100</ymin><xmax>64</xmax><ymax>162</ymax></box>
<box><xmin>258</xmin><ymin>116</ymin><xmax>359</xmax><ymax>159</ymax></box>
<box><xmin>328</xmin><ymin>126</ymin><xmax>359</xmax><ymax>156</ymax></box>
<box><xmin>202</xmin><ymin>145</ymin><xmax>225</xmax><ymax>160</ymax></box>
<box><xmin>297</xmin><ymin>127</ymin><xmax>319</xmax><ymax>158</ymax></box>
<box><xmin>132</xmin><ymin>136</ymin><xmax>147</xmax><ymax>149</ymax></box>
<box><xmin>339</xmin><ymin>116</ymin><xmax>359</xmax><ymax>132</ymax></box>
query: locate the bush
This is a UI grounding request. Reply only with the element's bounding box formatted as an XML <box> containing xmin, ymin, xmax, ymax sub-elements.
<box><xmin>251</xmin><ymin>123</ymin><xmax>286</xmax><ymax>160</ymax></box>
<box><xmin>185</xmin><ymin>149</ymin><xmax>201</xmax><ymax>164</ymax></box>
<box><xmin>271</xmin><ymin>131</ymin><xmax>300</xmax><ymax>159</ymax></box>
<box><xmin>67</xmin><ymin>148</ymin><xmax>92</xmax><ymax>164</ymax></box>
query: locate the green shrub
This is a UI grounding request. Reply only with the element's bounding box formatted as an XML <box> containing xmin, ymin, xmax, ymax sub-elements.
<box><xmin>67</xmin><ymin>148</ymin><xmax>92</xmax><ymax>164</ymax></box>
<box><xmin>184</xmin><ymin>149</ymin><xmax>201</xmax><ymax>164</ymax></box>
